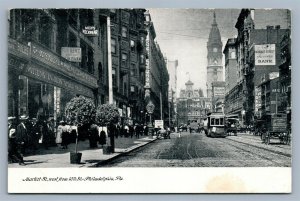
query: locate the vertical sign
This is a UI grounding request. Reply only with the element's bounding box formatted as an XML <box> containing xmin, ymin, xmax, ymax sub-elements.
<box><xmin>144</xmin><ymin>32</ymin><xmax>151</xmax><ymax>89</ymax></box>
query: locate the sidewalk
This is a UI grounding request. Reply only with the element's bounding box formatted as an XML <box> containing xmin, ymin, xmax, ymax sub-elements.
<box><xmin>8</xmin><ymin>136</ymin><xmax>157</xmax><ymax>168</ymax></box>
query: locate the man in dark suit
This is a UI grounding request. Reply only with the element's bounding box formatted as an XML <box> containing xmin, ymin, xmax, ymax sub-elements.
<box><xmin>9</xmin><ymin>116</ymin><xmax>26</xmax><ymax>166</ymax></box>
<box><xmin>16</xmin><ymin>116</ymin><xmax>29</xmax><ymax>157</ymax></box>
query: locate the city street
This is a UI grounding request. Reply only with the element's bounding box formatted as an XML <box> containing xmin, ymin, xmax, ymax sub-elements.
<box><xmin>100</xmin><ymin>132</ymin><xmax>291</xmax><ymax>167</ymax></box>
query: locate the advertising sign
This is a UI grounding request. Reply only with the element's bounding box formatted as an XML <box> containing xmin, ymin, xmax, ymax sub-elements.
<box><xmin>213</xmin><ymin>87</ymin><xmax>225</xmax><ymax>96</ymax></box>
<box><xmin>155</xmin><ymin>120</ymin><xmax>164</xmax><ymax>128</ymax></box>
<box><xmin>61</xmin><ymin>47</ymin><xmax>81</xmax><ymax>62</ymax></box>
<box><xmin>255</xmin><ymin>44</ymin><xmax>276</xmax><ymax>66</ymax></box>
<box><xmin>146</xmin><ymin>101</ymin><xmax>155</xmax><ymax>114</ymax></box>
<box><xmin>82</xmin><ymin>26</ymin><xmax>98</xmax><ymax>36</ymax></box>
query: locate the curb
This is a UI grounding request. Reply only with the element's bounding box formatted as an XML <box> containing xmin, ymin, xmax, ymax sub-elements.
<box><xmin>88</xmin><ymin>137</ymin><xmax>158</xmax><ymax>167</ymax></box>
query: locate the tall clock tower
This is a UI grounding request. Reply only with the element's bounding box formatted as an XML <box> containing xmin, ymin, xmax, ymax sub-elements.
<box><xmin>206</xmin><ymin>11</ymin><xmax>223</xmax><ymax>98</ymax></box>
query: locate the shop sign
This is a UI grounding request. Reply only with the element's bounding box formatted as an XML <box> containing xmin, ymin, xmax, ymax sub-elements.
<box><xmin>144</xmin><ymin>34</ymin><xmax>151</xmax><ymax>89</ymax></box>
<box><xmin>8</xmin><ymin>38</ymin><xmax>30</xmax><ymax>58</ymax></box>
<box><xmin>255</xmin><ymin>44</ymin><xmax>276</xmax><ymax>66</ymax></box>
<box><xmin>24</xmin><ymin>65</ymin><xmax>94</xmax><ymax>98</ymax></box>
<box><xmin>61</xmin><ymin>47</ymin><xmax>82</xmax><ymax>62</ymax></box>
<box><xmin>213</xmin><ymin>87</ymin><xmax>225</xmax><ymax>97</ymax></box>
<box><xmin>269</xmin><ymin>72</ymin><xmax>279</xmax><ymax>80</ymax></box>
<box><xmin>154</xmin><ymin>120</ymin><xmax>164</xmax><ymax>128</ymax></box>
<box><xmin>82</xmin><ymin>26</ymin><xmax>98</xmax><ymax>36</ymax></box>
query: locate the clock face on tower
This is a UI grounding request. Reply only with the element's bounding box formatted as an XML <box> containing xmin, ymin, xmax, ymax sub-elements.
<box><xmin>213</xmin><ymin>47</ymin><xmax>218</xmax><ymax>52</ymax></box>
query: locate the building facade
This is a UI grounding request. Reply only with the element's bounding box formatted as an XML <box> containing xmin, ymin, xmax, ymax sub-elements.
<box><xmin>108</xmin><ymin>9</ymin><xmax>148</xmax><ymax>124</ymax></box>
<box><xmin>8</xmin><ymin>9</ymin><xmax>155</xmax><ymax>128</ymax></box>
<box><xmin>144</xmin><ymin>11</ymin><xmax>169</xmax><ymax>124</ymax></box>
<box><xmin>8</xmin><ymin>9</ymin><xmax>102</xmax><ymax>125</ymax></box>
<box><xmin>233</xmin><ymin>8</ymin><xmax>290</xmax><ymax>125</ymax></box>
<box><xmin>211</xmin><ymin>81</ymin><xmax>226</xmax><ymax>113</ymax></box>
<box><xmin>177</xmin><ymin>80</ymin><xmax>210</xmax><ymax>126</ymax></box>
<box><xmin>167</xmin><ymin>59</ymin><xmax>178</xmax><ymax>126</ymax></box>
<box><xmin>206</xmin><ymin>11</ymin><xmax>223</xmax><ymax>99</ymax></box>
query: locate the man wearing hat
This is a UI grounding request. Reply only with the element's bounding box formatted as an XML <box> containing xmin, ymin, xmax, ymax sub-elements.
<box><xmin>16</xmin><ymin>115</ymin><xmax>29</xmax><ymax>156</ymax></box>
<box><xmin>8</xmin><ymin>116</ymin><xmax>25</xmax><ymax>165</ymax></box>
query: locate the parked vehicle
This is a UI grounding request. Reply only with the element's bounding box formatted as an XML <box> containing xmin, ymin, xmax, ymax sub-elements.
<box><xmin>260</xmin><ymin>113</ymin><xmax>290</xmax><ymax>145</ymax></box>
<box><xmin>204</xmin><ymin>112</ymin><xmax>227</xmax><ymax>138</ymax></box>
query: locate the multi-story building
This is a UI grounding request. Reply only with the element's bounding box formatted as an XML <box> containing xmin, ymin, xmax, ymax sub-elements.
<box><xmin>144</xmin><ymin>11</ymin><xmax>169</xmax><ymax>124</ymax></box>
<box><xmin>223</xmin><ymin>38</ymin><xmax>242</xmax><ymax>118</ymax></box>
<box><xmin>8</xmin><ymin>9</ymin><xmax>102</xmax><ymax>124</ymax></box>
<box><xmin>8</xmin><ymin>9</ymin><xmax>153</xmax><ymax>128</ymax></box>
<box><xmin>278</xmin><ymin>30</ymin><xmax>291</xmax><ymax>127</ymax></box>
<box><xmin>206</xmin><ymin>11</ymin><xmax>223</xmax><ymax>99</ymax></box>
<box><xmin>167</xmin><ymin>59</ymin><xmax>178</xmax><ymax>126</ymax></box>
<box><xmin>211</xmin><ymin>81</ymin><xmax>226</xmax><ymax>113</ymax></box>
<box><xmin>108</xmin><ymin>9</ymin><xmax>148</xmax><ymax>124</ymax></box>
<box><xmin>177</xmin><ymin>80</ymin><xmax>210</xmax><ymax>125</ymax></box>
<box><xmin>257</xmin><ymin>72</ymin><xmax>280</xmax><ymax>116</ymax></box>
<box><xmin>233</xmin><ymin>9</ymin><xmax>290</xmax><ymax>125</ymax></box>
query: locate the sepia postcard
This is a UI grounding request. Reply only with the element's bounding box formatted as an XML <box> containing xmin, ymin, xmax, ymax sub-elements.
<box><xmin>7</xmin><ymin>8</ymin><xmax>292</xmax><ymax>193</ymax></box>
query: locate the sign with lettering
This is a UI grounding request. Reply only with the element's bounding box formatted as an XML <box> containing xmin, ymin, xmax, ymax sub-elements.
<box><xmin>24</xmin><ymin>64</ymin><xmax>94</xmax><ymax>98</ymax></box>
<box><xmin>144</xmin><ymin>33</ymin><xmax>151</xmax><ymax>89</ymax></box>
<box><xmin>61</xmin><ymin>47</ymin><xmax>82</xmax><ymax>62</ymax></box>
<box><xmin>213</xmin><ymin>87</ymin><xmax>225</xmax><ymax>97</ymax></box>
<box><xmin>82</xmin><ymin>26</ymin><xmax>98</xmax><ymax>36</ymax></box>
<box><xmin>155</xmin><ymin>120</ymin><xmax>164</xmax><ymax>128</ymax></box>
<box><xmin>8</xmin><ymin>38</ymin><xmax>30</xmax><ymax>59</ymax></box>
<box><xmin>255</xmin><ymin>44</ymin><xmax>276</xmax><ymax>66</ymax></box>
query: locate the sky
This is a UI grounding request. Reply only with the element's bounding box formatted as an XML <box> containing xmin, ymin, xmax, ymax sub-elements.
<box><xmin>148</xmin><ymin>9</ymin><xmax>290</xmax><ymax>97</ymax></box>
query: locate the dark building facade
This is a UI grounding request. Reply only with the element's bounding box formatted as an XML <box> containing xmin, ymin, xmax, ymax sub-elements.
<box><xmin>8</xmin><ymin>9</ymin><xmax>101</xmax><ymax>125</ymax></box>
<box><xmin>108</xmin><ymin>9</ymin><xmax>148</xmax><ymax>124</ymax></box>
<box><xmin>144</xmin><ymin>11</ymin><xmax>169</xmax><ymax>124</ymax></box>
<box><xmin>206</xmin><ymin>11</ymin><xmax>223</xmax><ymax>99</ymax></box>
<box><xmin>8</xmin><ymin>9</ymin><xmax>152</xmax><ymax>128</ymax></box>
<box><xmin>233</xmin><ymin>9</ymin><xmax>290</xmax><ymax>125</ymax></box>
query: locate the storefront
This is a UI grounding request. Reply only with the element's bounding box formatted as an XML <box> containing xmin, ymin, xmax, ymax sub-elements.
<box><xmin>8</xmin><ymin>38</ymin><xmax>98</xmax><ymax>124</ymax></box>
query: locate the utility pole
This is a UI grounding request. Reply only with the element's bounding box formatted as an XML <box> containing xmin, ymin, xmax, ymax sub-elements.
<box><xmin>107</xmin><ymin>16</ymin><xmax>113</xmax><ymax>105</ymax></box>
<box><xmin>160</xmin><ymin>91</ymin><xmax>163</xmax><ymax>120</ymax></box>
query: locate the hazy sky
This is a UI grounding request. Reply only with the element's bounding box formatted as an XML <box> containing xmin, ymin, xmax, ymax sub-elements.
<box><xmin>148</xmin><ymin>9</ymin><xmax>290</xmax><ymax>97</ymax></box>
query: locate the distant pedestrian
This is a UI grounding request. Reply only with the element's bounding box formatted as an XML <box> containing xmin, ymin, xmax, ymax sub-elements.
<box><xmin>129</xmin><ymin>125</ymin><xmax>134</xmax><ymax>138</ymax></box>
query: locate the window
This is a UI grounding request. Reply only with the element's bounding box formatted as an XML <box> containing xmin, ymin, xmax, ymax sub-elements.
<box><xmin>130</xmin><ymin>40</ymin><xmax>135</xmax><ymax>52</ymax></box>
<box><xmin>40</xmin><ymin>14</ymin><xmax>53</xmax><ymax>49</ymax></box>
<box><xmin>112</xmin><ymin>68</ymin><xmax>116</xmax><ymax>87</ymax></box>
<box><xmin>122</xmin><ymin>53</ymin><xmax>127</xmax><ymax>61</ymax></box>
<box><xmin>130</xmin><ymin>64</ymin><xmax>136</xmax><ymax>76</ymax></box>
<box><xmin>140</xmin><ymin>55</ymin><xmax>145</xmax><ymax>64</ymax></box>
<box><xmin>121</xmin><ymin>26</ymin><xmax>127</xmax><ymax>37</ymax></box>
<box><xmin>111</xmin><ymin>38</ymin><xmax>116</xmax><ymax>54</ymax></box>
<box><xmin>230</xmin><ymin>51</ymin><xmax>236</xmax><ymax>59</ymax></box>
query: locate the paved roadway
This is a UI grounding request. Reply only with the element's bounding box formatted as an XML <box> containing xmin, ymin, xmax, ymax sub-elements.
<box><xmin>99</xmin><ymin>132</ymin><xmax>291</xmax><ymax>167</ymax></box>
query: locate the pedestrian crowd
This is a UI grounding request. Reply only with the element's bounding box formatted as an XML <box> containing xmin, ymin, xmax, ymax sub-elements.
<box><xmin>8</xmin><ymin>115</ymin><xmax>150</xmax><ymax>166</ymax></box>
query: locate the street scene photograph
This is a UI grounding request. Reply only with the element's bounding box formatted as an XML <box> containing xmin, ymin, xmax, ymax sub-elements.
<box><xmin>7</xmin><ymin>8</ymin><xmax>291</xmax><ymax>169</ymax></box>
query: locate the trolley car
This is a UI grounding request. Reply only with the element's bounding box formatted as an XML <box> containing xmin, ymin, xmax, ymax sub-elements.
<box><xmin>204</xmin><ymin>112</ymin><xmax>227</xmax><ymax>138</ymax></box>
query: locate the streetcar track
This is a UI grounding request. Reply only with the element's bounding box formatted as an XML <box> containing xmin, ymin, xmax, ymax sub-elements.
<box><xmin>224</xmin><ymin>137</ymin><xmax>291</xmax><ymax>157</ymax></box>
<box><xmin>213</xmin><ymin>138</ymin><xmax>289</xmax><ymax>166</ymax></box>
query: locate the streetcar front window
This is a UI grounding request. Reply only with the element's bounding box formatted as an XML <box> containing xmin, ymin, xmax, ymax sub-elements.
<box><xmin>215</xmin><ymin>118</ymin><xmax>220</xmax><ymax>125</ymax></box>
<box><xmin>220</xmin><ymin>118</ymin><xmax>224</xmax><ymax>125</ymax></box>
